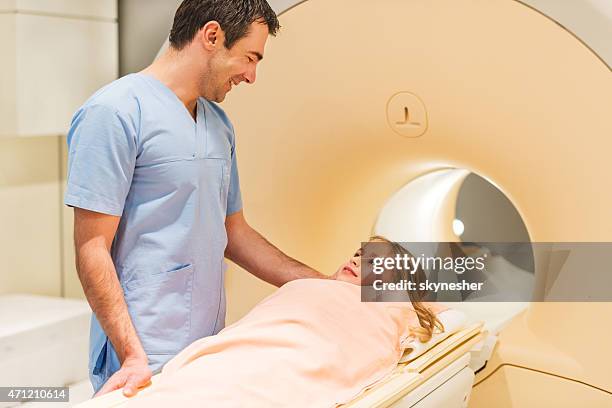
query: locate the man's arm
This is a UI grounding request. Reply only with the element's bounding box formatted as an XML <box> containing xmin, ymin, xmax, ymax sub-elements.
<box><xmin>73</xmin><ymin>208</ymin><xmax>151</xmax><ymax>397</ymax></box>
<box><xmin>225</xmin><ymin>211</ymin><xmax>330</xmax><ymax>287</ymax></box>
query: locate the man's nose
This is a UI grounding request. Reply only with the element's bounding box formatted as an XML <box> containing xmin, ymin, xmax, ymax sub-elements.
<box><xmin>243</xmin><ymin>66</ymin><xmax>257</xmax><ymax>84</ymax></box>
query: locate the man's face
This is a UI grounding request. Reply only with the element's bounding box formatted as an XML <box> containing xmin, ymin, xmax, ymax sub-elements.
<box><xmin>203</xmin><ymin>21</ymin><xmax>268</xmax><ymax>102</ymax></box>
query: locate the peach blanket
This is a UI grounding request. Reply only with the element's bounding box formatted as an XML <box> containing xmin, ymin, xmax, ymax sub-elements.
<box><xmin>124</xmin><ymin>279</ymin><xmax>445</xmax><ymax>408</ymax></box>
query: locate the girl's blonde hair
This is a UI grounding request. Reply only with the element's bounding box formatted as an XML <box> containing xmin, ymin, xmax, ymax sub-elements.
<box><xmin>368</xmin><ymin>235</ymin><xmax>444</xmax><ymax>342</ymax></box>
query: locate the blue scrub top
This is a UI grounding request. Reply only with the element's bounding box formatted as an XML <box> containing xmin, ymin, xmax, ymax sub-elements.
<box><xmin>64</xmin><ymin>73</ymin><xmax>243</xmax><ymax>392</ymax></box>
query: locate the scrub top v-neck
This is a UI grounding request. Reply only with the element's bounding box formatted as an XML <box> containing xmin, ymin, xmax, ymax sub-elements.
<box><xmin>64</xmin><ymin>72</ymin><xmax>243</xmax><ymax>392</ymax></box>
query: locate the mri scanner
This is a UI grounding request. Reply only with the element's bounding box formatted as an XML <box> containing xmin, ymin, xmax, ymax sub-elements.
<box><xmin>222</xmin><ymin>0</ymin><xmax>612</xmax><ymax>405</ymax></box>
<box><xmin>75</xmin><ymin>0</ymin><xmax>612</xmax><ymax>406</ymax></box>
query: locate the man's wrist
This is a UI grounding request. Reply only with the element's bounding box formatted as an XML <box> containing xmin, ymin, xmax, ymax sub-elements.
<box><xmin>117</xmin><ymin>342</ymin><xmax>147</xmax><ymax>364</ymax></box>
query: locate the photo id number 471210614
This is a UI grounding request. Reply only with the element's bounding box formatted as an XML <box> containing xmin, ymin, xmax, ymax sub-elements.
<box><xmin>0</xmin><ymin>387</ymin><xmax>69</xmax><ymax>402</ymax></box>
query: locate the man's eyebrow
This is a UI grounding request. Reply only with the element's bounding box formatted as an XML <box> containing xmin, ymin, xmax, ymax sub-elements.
<box><xmin>249</xmin><ymin>51</ymin><xmax>264</xmax><ymax>61</ymax></box>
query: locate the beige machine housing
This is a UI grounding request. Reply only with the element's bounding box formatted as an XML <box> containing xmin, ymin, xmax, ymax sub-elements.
<box><xmin>219</xmin><ymin>0</ymin><xmax>612</xmax><ymax>406</ymax></box>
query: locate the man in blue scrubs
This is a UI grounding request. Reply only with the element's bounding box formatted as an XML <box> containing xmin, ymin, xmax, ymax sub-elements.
<box><xmin>65</xmin><ymin>0</ymin><xmax>329</xmax><ymax>397</ymax></box>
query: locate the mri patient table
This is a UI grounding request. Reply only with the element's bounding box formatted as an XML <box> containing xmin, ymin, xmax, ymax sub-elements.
<box><xmin>346</xmin><ymin>322</ymin><xmax>486</xmax><ymax>408</ymax></box>
<box><xmin>74</xmin><ymin>322</ymin><xmax>487</xmax><ymax>408</ymax></box>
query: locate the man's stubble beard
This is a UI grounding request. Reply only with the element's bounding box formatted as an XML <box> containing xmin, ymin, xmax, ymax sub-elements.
<box><xmin>200</xmin><ymin>55</ymin><xmax>227</xmax><ymax>103</ymax></box>
<box><xmin>200</xmin><ymin>77</ymin><xmax>227</xmax><ymax>103</ymax></box>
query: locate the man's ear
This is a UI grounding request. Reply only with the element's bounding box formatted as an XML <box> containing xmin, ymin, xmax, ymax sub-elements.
<box><xmin>199</xmin><ymin>20</ymin><xmax>224</xmax><ymax>51</ymax></box>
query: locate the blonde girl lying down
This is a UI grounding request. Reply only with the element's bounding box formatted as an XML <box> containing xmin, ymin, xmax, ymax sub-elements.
<box><xmin>114</xmin><ymin>236</ymin><xmax>446</xmax><ymax>407</ymax></box>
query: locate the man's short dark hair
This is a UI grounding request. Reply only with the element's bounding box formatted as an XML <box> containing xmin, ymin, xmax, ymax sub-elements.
<box><xmin>169</xmin><ymin>0</ymin><xmax>280</xmax><ymax>50</ymax></box>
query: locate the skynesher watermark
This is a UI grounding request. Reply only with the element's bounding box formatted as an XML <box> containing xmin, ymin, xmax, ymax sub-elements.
<box><xmin>360</xmin><ymin>241</ymin><xmax>612</xmax><ymax>302</ymax></box>
<box><xmin>371</xmin><ymin>279</ymin><xmax>484</xmax><ymax>292</ymax></box>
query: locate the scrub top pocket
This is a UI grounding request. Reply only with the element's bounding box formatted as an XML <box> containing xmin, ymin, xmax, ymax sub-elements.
<box><xmin>122</xmin><ymin>264</ymin><xmax>194</xmax><ymax>355</ymax></box>
<box><xmin>197</xmin><ymin>158</ymin><xmax>230</xmax><ymax>219</ymax></box>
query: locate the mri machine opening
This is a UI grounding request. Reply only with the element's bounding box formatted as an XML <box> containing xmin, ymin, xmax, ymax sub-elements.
<box><xmin>373</xmin><ymin>169</ymin><xmax>536</xmax><ymax>303</ymax></box>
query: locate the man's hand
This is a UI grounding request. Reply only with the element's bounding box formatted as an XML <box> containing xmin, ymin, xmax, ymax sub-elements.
<box><xmin>95</xmin><ymin>355</ymin><xmax>152</xmax><ymax>398</ymax></box>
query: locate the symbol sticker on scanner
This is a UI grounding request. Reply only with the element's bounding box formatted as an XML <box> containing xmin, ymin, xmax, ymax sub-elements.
<box><xmin>386</xmin><ymin>92</ymin><xmax>428</xmax><ymax>138</ymax></box>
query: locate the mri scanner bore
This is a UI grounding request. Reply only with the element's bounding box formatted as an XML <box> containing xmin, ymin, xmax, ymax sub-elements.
<box><xmin>371</xmin><ymin>169</ymin><xmax>536</xmax><ymax>302</ymax></box>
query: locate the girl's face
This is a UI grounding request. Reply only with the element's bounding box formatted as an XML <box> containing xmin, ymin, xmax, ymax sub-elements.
<box><xmin>334</xmin><ymin>248</ymin><xmax>363</xmax><ymax>285</ymax></box>
<box><xmin>334</xmin><ymin>241</ymin><xmax>397</xmax><ymax>285</ymax></box>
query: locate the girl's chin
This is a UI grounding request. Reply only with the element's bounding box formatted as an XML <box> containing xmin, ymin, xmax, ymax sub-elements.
<box><xmin>336</xmin><ymin>275</ymin><xmax>360</xmax><ymax>285</ymax></box>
